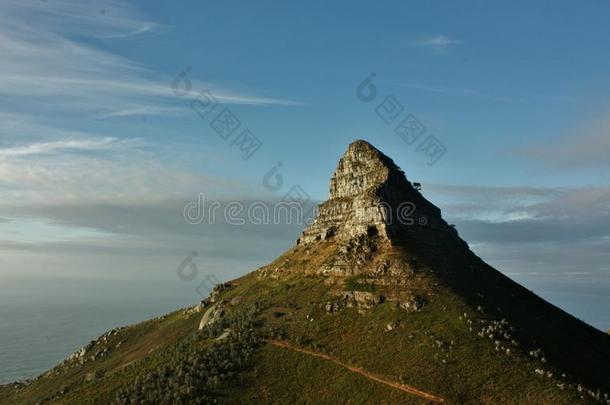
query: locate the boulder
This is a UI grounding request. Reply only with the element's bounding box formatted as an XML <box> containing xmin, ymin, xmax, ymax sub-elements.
<box><xmin>398</xmin><ymin>295</ymin><xmax>425</xmax><ymax>312</ymax></box>
<box><xmin>341</xmin><ymin>291</ymin><xmax>384</xmax><ymax>310</ymax></box>
<box><xmin>198</xmin><ymin>304</ymin><xmax>224</xmax><ymax>330</ymax></box>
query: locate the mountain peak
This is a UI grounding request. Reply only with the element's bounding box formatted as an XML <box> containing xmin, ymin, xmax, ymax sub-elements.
<box><xmin>298</xmin><ymin>140</ymin><xmax>450</xmax><ymax>245</ymax></box>
<box><xmin>329</xmin><ymin>140</ymin><xmax>401</xmax><ymax>199</ymax></box>
<box><xmin>9</xmin><ymin>142</ymin><xmax>610</xmax><ymax>405</ymax></box>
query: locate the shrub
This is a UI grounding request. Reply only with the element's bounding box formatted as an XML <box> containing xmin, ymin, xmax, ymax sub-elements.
<box><xmin>115</xmin><ymin>305</ymin><xmax>260</xmax><ymax>405</ymax></box>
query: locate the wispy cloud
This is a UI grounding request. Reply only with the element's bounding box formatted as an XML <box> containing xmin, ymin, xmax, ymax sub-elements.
<box><xmin>0</xmin><ymin>137</ymin><xmax>137</xmax><ymax>158</ymax></box>
<box><xmin>425</xmin><ymin>183</ymin><xmax>610</xmax><ymax>299</ymax></box>
<box><xmin>428</xmin><ymin>183</ymin><xmax>610</xmax><ymax>244</ymax></box>
<box><xmin>0</xmin><ymin>139</ymin><xmax>244</xmax><ymax>207</ymax></box>
<box><xmin>0</xmin><ymin>1</ymin><xmax>298</xmax><ymax>263</ymax></box>
<box><xmin>1</xmin><ymin>0</ymin><xmax>161</xmax><ymax>39</ymax></box>
<box><xmin>0</xmin><ymin>0</ymin><xmax>299</xmax><ymax>122</ymax></box>
<box><xmin>99</xmin><ymin>106</ymin><xmax>184</xmax><ymax>119</ymax></box>
<box><xmin>414</xmin><ymin>34</ymin><xmax>461</xmax><ymax>50</ymax></box>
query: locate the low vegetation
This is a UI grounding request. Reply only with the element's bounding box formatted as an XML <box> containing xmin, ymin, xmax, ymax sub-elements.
<box><xmin>115</xmin><ymin>305</ymin><xmax>260</xmax><ymax>404</ymax></box>
<box><xmin>2</xmin><ymin>241</ymin><xmax>609</xmax><ymax>404</ymax></box>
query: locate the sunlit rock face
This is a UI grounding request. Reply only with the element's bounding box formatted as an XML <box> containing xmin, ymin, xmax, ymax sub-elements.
<box><xmin>298</xmin><ymin>140</ymin><xmax>451</xmax><ymax>245</ymax></box>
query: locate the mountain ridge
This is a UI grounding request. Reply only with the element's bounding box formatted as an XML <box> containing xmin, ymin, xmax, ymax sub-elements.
<box><xmin>2</xmin><ymin>140</ymin><xmax>609</xmax><ymax>404</ymax></box>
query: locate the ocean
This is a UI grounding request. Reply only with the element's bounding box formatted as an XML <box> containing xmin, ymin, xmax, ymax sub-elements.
<box><xmin>0</xmin><ymin>277</ymin><xmax>199</xmax><ymax>384</ymax></box>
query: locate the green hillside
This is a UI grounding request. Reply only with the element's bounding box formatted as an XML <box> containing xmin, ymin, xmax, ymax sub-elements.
<box><xmin>3</xmin><ymin>140</ymin><xmax>609</xmax><ymax>404</ymax></box>
<box><xmin>2</xmin><ymin>237</ymin><xmax>609</xmax><ymax>404</ymax></box>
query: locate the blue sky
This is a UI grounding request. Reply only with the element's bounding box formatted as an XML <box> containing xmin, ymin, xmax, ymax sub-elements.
<box><xmin>1</xmin><ymin>0</ymin><xmax>610</xmax><ymax>329</ymax></box>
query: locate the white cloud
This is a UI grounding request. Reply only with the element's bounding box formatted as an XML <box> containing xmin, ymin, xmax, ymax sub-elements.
<box><xmin>99</xmin><ymin>106</ymin><xmax>184</xmax><ymax>118</ymax></box>
<box><xmin>0</xmin><ymin>0</ymin><xmax>300</xmax><ymax>121</ymax></box>
<box><xmin>0</xmin><ymin>137</ymin><xmax>137</xmax><ymax>158</ymax></box>
<box><xmin>0</xmin><ymin>1</ymin><xmax>300</xmax><ymax>219</ymax></box>
<box><xmin>414</xmin><ymin>34</ymin><xmax>461</xmax><ymax>50</ymax></box>
<box><xmin>0</xmin><ymin>151</ymin><xmax>217</xmax><ymax>207</ymax></box>
<box><xmin>1</xmin><ymin>0</ymin><xmax>160</xmax><ymax>39</ymax></box>
<box><xmin>427</xmin><ymin>183</ymin><xmax>610</xmax><ymax>242</ymax></box>
<box><xmin>426</xmin><ymin>184</ymin><xmax>561</xmax><ymax>222</ymax></box>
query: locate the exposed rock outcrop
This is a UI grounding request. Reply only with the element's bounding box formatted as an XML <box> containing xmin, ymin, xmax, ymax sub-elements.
<box><xmin>397</xmin><ymin>295</ymin><xmax>425</xmax><ymax>312</ymax></box>
<box><xmin>298</xmin><ymin>140</ymin><xmax>455</xmax><ymax>245</ymax></box>
<box><xmin>323</xmin><ymin>290</ymin><xmax>385</xmax><ymax>313</ymax></box>
<box><xmin>198</xmin><ymin>304</ymin><xmax>224</xmax><ymax>330</ymax></box>
<box><xmin>64</xmin><ymin>328</ymin><xmax>124</xmax><ymax>367</ymax></box>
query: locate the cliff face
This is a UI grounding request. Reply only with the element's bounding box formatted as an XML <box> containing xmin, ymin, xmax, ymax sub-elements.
<box><xmin>298</xmin><ymin>139</ymin><xmax>450</xmax><ymax>245</ymax></box>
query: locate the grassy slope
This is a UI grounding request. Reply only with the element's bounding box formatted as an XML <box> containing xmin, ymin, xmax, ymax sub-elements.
<box><xmin>0</xmin><ymin>310</ymin><xmax>201</xmax><ymax>404</ymax></box>
<box><xmin>1</xmin><ymin>237</ymin><xmax>607</xmax><ymax>404</ymax></box>
<box><xmin>226</xmin><ymin>272</ymin><xmax>584</xmax><ymax>404</ymax></box>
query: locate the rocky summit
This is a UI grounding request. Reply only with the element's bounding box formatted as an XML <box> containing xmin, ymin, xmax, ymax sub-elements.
<box><xmin>2</xmin><ymin>140</ymin><xmax>610</xmax><ymax>405</ymax></box>
<box><xmin>298</xmin><ymin>139</ymin><xmax>449</xmax><ymax>244</ymax></box>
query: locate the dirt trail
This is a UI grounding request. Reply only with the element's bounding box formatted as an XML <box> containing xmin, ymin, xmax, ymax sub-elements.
<box><xmin>265</xmin><ymin>339</ymin><xmax>445</xmax><ymax>403</ymax></box>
